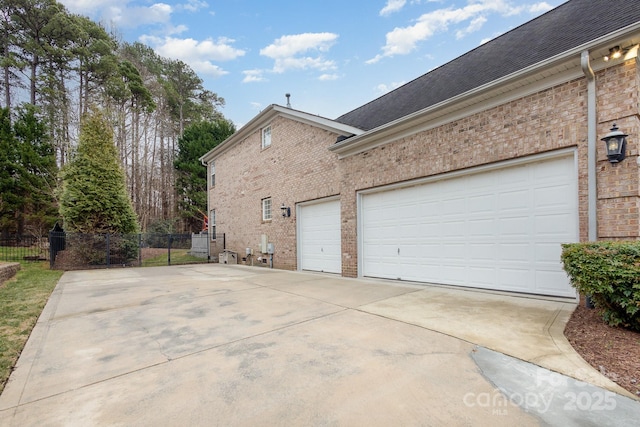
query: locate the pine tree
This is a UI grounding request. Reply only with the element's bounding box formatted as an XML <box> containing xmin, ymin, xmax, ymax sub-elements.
<box><xmin>59</xmin><ymin>110</ymin><xmax>138</xmax><ymax>234</ymax></box>
<box><xmin>13</xmin><ymin>104</ymin><xmax>58</xmax><ymax>235</ymax></box>
<box><xmin>174</xmin><ymin>119</ymin><xmax>235</xmax><ymax>232</ymax></box>
<box><xmin>0</xmin><ymin>107</ymin><xmax>18</xmax><ymax>235</ymax></box>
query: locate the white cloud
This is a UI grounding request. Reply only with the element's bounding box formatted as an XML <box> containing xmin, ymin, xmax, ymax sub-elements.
<box><xmin>252</xmin><ymin>33</ymin><xmax>340</xmax><ymax>78</ymax></box>
<box><xmin>375</xmin><ymin>81</ymin><xmax>406</xmax><ymax>95</ymax></box>
<box><xmin>108</xmin><ymin>3</ymin><xmax>174</xmax><ymax>28</ymax></box>
<box><xmin>456</xmin><ymin>15</ymin><xmax>487</xmax><ymax>39</ymax></box>
<box><xmin>272</xmin><ymin>57</ymin><xmax>336</xmax><ymax>74</ymax></box>
<box><xmin>380</xmin><ymin>0</ymin><xmax>406</xmax><ymax>16</ymax></box>
<box><xmin>260</xmin><ymin>33</ymin><xmax>338</xmax><ymax>59</ymax></box>
<box><xmin>140</xmin><ymin>35</ymin><xmax>245</xmax><ymax>77</ymax></box>
<box><xmin>59</xmin><ymin>0</ymin><xmax>205</xmax><ymax>29</ymax></box>
<box><xmin>319</xmin><ymin>73</ymin><xmax>340</xmax><ymax>81</ymax></box>
<box><xmin>528</xmin><ymin>2</ymin><xmax>554</xmax><ymax>14</ymax></box>
<box><xmin>250</xmin><ymin>102</ymin><xmax>263</xmax><ymax>111</ymax></box>
<box><xmin>58</xmin><ymin>0</ymin><xmax>121</xmax><ymax>15</ymax></box>
<box><xmin>180</xmin><ymin>0</ymin><xmax>208</xmax><ymax>12</ymax></box>
<box><xmin>242</xmin><ymin>70</ymin><xmax>267</xmax><ymax>83</ymax></box>
<box><xmin>154</xmin><ymin>36</ymin><xmax>245</xmax><ymax>61</ymax></box>
<box><xmin>368</xmin><ymin>0</ymin><xmax>555</xmax><ymax>63</ymax></box>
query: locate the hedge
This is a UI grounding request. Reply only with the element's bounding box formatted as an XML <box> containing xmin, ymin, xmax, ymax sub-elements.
<box><xmin>561</xmin><ymin>241</ymin><xmax>640</xmax><ymax>331</ymax></box>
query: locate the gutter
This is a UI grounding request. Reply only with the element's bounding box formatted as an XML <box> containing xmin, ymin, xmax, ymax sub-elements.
<box><xmin>581</xmin><ymin>50</ymin><xmax>597</xmax><ymax>242</ymax></box>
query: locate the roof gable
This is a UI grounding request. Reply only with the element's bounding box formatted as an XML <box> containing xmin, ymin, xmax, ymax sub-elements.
<box><xmin>336</xmin><ymin>0</ymin><xmax>640</xmax><ymax>131</ymax></box>
<box><xmin>200</xmin><ymin>105</ymin><xmax>363</xmax><ymax>163</ymax></box>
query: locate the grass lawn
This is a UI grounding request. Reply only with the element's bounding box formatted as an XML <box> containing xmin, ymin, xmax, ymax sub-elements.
<box><xmin>0</xmin><ymin>262</ymin><xmax>62</xmax><ymax>393</ymax></box>
<box><xmin>141</xmin><ymin>248</ymin><xmax>208</xmax><ymax>267</ymax></box>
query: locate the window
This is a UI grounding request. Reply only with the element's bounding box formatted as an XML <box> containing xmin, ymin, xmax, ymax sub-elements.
<box><xmin>261</xmin><ymin>126</ymin><xmax>271</xmax><ymax>149</ymax></box>
<box><xmin>262</xmin><ymin>197</ymin><xmax>272</xmax><ymax>221</ymax></box>
<box><xmin>209</xmin><ymin>209</ymin><xmax>216</xmax><ymax>238</ymax></box>
<box><xmin>210</xmin><ymin>162</ymin><xmax>215</xmax><ymax>186</ymax></box>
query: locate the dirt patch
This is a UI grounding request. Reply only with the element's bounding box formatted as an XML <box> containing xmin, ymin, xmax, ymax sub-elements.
<box><xmin>564</xmin><ymin>296</ymin><xmax>640</xmax><ymax>397</ymax></box>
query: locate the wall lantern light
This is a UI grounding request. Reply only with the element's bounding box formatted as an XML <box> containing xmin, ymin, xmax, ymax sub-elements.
<box><xmin>601</xmin><ymin>123</ymin><xmax>627</xmax><ymax>164</ymax></box>
<box><xmin>280</xmin><ymin>203</ymin><xmax>291</xmax><ymax>217</ymax></box>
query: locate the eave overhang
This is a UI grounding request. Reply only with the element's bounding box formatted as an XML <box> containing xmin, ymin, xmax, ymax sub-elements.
<box><xmin>330</xmin><ymin>23</ymin><xmax>640</xmax><ymax>159</ymax></box>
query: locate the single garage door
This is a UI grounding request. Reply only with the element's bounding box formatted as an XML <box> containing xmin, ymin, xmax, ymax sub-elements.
<box><xmin>360</xmin><ymin>154</ymin><xmax>578</xmax><ymax>297</ymax></box>
<box><xmin>298</xmin><ymin>199</ymin><xmax>341</xmax><ymax>273</ymax></box>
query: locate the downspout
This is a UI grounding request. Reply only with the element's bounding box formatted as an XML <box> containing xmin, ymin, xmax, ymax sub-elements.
<box><xmin>201</xmin><ymin>158</ymin><xmax>212</xmax><ymax>251</ymax></box>
<box><xmin>581</xmin><ymin>50</ymin><xmax>597</xmax><ymax>242</ymax></box>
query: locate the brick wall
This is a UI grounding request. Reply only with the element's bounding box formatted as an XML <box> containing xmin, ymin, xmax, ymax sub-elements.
<box><xmin>209</xmin><ymin>59</ymin><xmax>640</xmax><ymax>278</ymax></box>
<box><xmin>595</xmin><ymin>59</ymin><xmax>640</xmax><ymax>239</ymax></box>
<box><xmin>209</xmin><ymin>115</ymin><xmax>341</xmax><ymax>270</ymax></box>
<box><xmin>338</xmin><ymin>59</ymin><xmax>640</xmax><ymax>277</ymax></box>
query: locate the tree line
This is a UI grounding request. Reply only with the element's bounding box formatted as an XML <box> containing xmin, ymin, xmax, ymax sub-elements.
<box><xmin>0</xmin><ymin>0</ymin><xmax>235</xmax><ymax>236</ymax></box>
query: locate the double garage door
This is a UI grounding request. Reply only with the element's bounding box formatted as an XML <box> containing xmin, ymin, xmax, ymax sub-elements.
<box><xmin>360</xmin><ymin>154</ymin><xmax>578</xmax><ymax>297</ymax></box>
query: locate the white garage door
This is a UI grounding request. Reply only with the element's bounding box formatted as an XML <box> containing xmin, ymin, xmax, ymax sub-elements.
<box><xmin>360</xmin><ymin>154</ymin><xmax>578</xmax><ymax>297</ymax></box>
<box><xmin>298</xmin><ymin>199</ymin><xmax>341</xmax><ymax>273</ymax></box>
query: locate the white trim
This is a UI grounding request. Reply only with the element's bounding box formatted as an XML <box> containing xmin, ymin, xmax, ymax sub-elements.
<box><xmin>261</xmin><ymin>125</ymin><xmax>272</xmax><ymax>149</ymax></box>
<box><xmin>356</xmin><ymin>148</ymin><xmax>578</xmax><ymax>281</ymax></box>
<box><xmin>262</xmin><ymin>197</ymin><xmax>272</xmax><ymax>221</ymax></box>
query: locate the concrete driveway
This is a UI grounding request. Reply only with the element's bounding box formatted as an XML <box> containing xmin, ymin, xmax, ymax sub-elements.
<box><xmin>0</xmin><ymin>264</ymin><xmax>638</xmax><ymax>426</ymax></box>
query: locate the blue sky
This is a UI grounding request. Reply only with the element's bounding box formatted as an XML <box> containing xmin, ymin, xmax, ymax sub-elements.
<box><xmin>58</xmin><ymin>0</ymin><xmax>563</xmax><ymax>128</ymax></box>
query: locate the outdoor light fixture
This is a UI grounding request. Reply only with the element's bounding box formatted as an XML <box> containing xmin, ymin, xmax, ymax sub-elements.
<box><xmin>601</xmin><ymin>123</ymin><xmax>627</xmax><ymax>164</ymax></box>
<box><xmin>604</xmin><ymin>46</ymin><xmax>622</xmax><ymax>61</ymax></box>
<box><xmin>280</xmin><ymin>203</ymin><xmax>291</xmax><ymax>217</ymax></box>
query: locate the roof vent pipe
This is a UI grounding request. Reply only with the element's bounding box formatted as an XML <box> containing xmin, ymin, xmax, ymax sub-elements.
<box><xmin>285</xmin><ymin>93</ymin><xmax>291</xmax><ymax>108</ymax></box>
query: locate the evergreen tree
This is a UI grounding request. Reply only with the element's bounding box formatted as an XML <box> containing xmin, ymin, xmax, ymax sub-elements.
<box><xmin>13</xmin><ymin>104</ymin><xmax>58</xmax><ymax>235</ymax></box>
<box><xmin>0</xmin><ymin>105</ymin><xmax>57</xmax><ymax>235</ymax></box>
<box><xmin>59</xmin><ymin>110</ymin><xmax>138</xmax><ymax>234</ymax></box>
<box><xmin>0</xmin><ymin>107</ymin><xmax>18</xmax><ymax>235</ymax></box>
<box><xmin>174</xmin><ymin>119</ymin><xmax>235</xmax><ymax>232</ymax></box>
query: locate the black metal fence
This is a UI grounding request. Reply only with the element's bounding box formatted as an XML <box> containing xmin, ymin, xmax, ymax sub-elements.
<box><xmin>0</xmin><ymin>234</ymin><xmax>50</xmax><ymax>262</ymax></box>
<box><xmin>0</xmin><ymin>232</ymin><xmax>226</xmax><ymax>270</ymax></box>
<box><xmin>49</xmin><ymin>232</ymin><xmax>226</xmax><ymax>270</ymax></box>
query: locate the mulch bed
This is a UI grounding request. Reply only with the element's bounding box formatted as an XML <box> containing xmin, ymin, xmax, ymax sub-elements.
<box><xmin>564</xmin><ymin>296</ymin><xmax>640</xmax><ymax>397</ymax></box>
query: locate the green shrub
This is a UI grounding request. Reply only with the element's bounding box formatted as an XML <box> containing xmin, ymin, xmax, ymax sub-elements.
<box><xmin>561</xmin><ymin>241</ymin><xmax>640</xmax><ymax>331</ymax></box>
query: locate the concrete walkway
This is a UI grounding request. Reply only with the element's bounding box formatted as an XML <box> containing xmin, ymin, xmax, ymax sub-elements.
<box><xmin>0</xmin><ymin>264</ymin><xmax>638</xmax><ymax>426</ymax></box>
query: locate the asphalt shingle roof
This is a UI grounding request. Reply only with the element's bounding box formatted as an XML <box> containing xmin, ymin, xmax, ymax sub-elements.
<box><xmin>335</xmin><ymin>0</ymin><xmax>640</xmax><ymax>131</ymax></box>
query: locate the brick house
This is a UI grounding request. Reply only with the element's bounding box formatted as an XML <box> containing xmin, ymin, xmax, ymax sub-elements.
<box><xmin>201</xmin><ymin>0</ymin><xmax>640</xmax><ymax>298</ymax></box>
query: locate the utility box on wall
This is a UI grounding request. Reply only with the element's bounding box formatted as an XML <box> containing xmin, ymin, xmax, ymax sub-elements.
<box><xmin>219</xmin><ymin>250</ymin><xmax>237</xmax><ymax>264</ymax></box>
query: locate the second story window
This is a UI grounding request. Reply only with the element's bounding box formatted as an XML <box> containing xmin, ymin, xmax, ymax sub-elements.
<box><xmin>261</xmin><ymin>126</ymin><xmax>271</xmax><ymax>149</ymax></box>
<box><xmin>210</xmin><ymin>162</ymin><xmax>215</xmax><ymax>186</ymax></box>
<box><xmin>262</xmin><ymin>197</ymin><xmax>272</xmax><ymax>221</ymax></box>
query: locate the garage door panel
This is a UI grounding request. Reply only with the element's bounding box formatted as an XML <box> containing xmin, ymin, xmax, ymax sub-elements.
<box><xmin>535</xmin><ymin>213</ymin><xmax>573</xmax><ymax>236</ymax></box>
<box><xmin>361</xmin><ymin>154</ymin><xmax>577</xmax><ymax>297</ymax></box>
<box><xmin>535</xmin><ymin>184</ymin><xmax>573</xmax><ymax>208</ymax></box>
<box><xmin>499</xmin><ymin>189</ymin><xmax>530</xmax><ymax>211</ymax></box>
<box><xmin>469</xmin><ymin>267</ymin><xmax>496</xmax><ymax>286</ymax></box>
<box><xmin>469</xmin><ymin>243</ymin><xmax>495</xmax><ymax>259</ymax></box>
<box><xmin>499</xmin><ymin>216</ymin><xmax>531</xmax><ymax>237</ymax></box>
<box><xmin>442</xmin><ymin>197</ymin><xmax>466</xmax><ymax>215</ymax></box>
<box><xmin>469</xmin><ymin>194</ymin><xmax>495</xmax><ymax>214</ymax></box>
<box><xmin>498</xmin><ymin>243</ymin><xmax>531</xmax><ymax>262</ymax></box>
<box><xmin>535</xmin><ymin>243</ymin><xmax>563</xmax><ymax>262</ymax></box>
<box><xmin>536</xmin><ymin>270</ymin><xmax>574</xmax><ymax>297</ymax></box>
<box><xmin>468</xmin><ymin>219</ymin><xmax>494</xmax><ymax>237</ymax></box>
